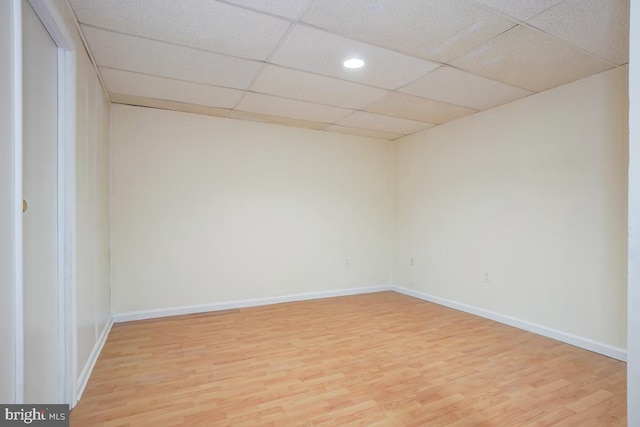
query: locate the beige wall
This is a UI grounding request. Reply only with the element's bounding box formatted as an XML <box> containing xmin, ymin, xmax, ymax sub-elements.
<box><xmin>394</xmin><ymin>66</ymin><xmax>628</xmax><ymax>351</ymax></box>
<box><xmin>111</xmin><ymin>67</ymin><xmax>628</xmax><ymax>356</ymax></box>
<box><xmin>0</xmin><ymin>0</ymin><xmax>16</xmax><ymax>403</ymax></box>
<box><xmin>110</xmin><ymin>105</ymin><xmax>393</xmax><ymax>314</ymax></box>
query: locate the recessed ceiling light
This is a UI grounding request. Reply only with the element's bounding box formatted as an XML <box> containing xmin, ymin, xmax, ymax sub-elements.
<box><xmin>343</xmin><ymin>58</ymin><xmax>364</xmax><ymax>69</ymax></box>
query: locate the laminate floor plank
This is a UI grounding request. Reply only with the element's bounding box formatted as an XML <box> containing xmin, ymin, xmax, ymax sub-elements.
<box><xmin>70</xmin><ymin>292</ymin><xmax>626</xmax><ymax>426</ymax></box>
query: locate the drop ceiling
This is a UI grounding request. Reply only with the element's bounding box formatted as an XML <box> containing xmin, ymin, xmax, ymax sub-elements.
<box><xmin>68</xmin><ymin>0</ymin><xmax>629</xmax><ymax>140</ymax></box>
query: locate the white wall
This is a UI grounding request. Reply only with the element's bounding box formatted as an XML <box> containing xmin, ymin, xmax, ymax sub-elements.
<box><xmin>111</xmin><ymin>105</ymin><xmax>393</xmax><ymax>314</ymax></box>
<box><xmin>73</xmin><ymin>36</ymin><xmax>112</xmax><ymax>398</ymax></box>
<box><xmin>0</xmin><ymin>0</ymin><xmax>16</xmax><ymax>404</ymax></box>
<box><xmin>627</xmin><ymin>0</ymin><xmax>639</xmax><ymax>422</ymax></box>
<box><xmin>394</xmin><ymin>66</ymin><xmax>628</xmax><ymax>353</ymax></box>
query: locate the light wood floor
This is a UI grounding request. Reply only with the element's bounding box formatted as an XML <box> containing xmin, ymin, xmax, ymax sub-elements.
<box><xmin>70</xmin><ymin>292</ymin><xmax>626</xmax><ymax>426</ymax></box>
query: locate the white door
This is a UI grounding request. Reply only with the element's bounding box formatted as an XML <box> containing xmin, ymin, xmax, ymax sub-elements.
<box><xmin>22</xmin><ymin>0</ymin><xmax>60</xmax><ymax>404</ymax></box>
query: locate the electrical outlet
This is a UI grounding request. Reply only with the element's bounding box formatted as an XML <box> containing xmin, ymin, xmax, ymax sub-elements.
<box><xmin>483</xmin><ymin>272</ymin><xmax>490</xmax><ymax>283</ymax></box>
<box><xmin>410</xmin><ymin>256</ymin><xmax>414</xmax><ymax>266</ymax></box>
<box><xmin>345</xmin><ymin>258</ymin><xmax>350</xmax><ymax>267</ymax></box>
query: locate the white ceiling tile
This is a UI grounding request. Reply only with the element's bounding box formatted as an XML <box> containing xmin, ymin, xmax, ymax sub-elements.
<box><xmin>251</xmin><ymin>65</ymin><xmax>388</xmax><ymax>109</ymax></box>
<box><xmin>337</xmin><ymin>111</ymin><xmax>434</xmax><ymax>135</ymax></box>
<box><xmin>399</xmin><ymin>66</ymin><xmax>533</xmax><ymax>110</ymax></box>
<box><xmin>470</xmin><ymin>0</ymin><xmax>564</xmax><ymax>21</ymax></box>
<box><xmin>69</xmin><ymin>0</ymin><xmax>290</xmax><ymax>60</ymax></box>
<box><xmin>70</xmin><ymin>0</ymin><xmax>628</xmax><ymax>138</ymax></box>
<box><xmin>110</xmin><ymin>93</ymin><xmax>232</xmax><ymax>118</ymax></box>
<box><xmin>269</xmin><ymin>25</ymin><xmax>440</xmax><ymax>89</ymax></box>
<box><xmin>365</xmin><ymin>92</ymin><xmax>475</xmax><ymax>124</ymax></box>
<box><xmin>236</xmin><ymin>92</ymin><xmax>353</xmax><ymax>123</ymax></box>
<box><xmin>222</xmin><ymin>0</ymin><xmax>314</xmax><ymax>19</ymax></box>
<box><xmin>301</xmin><ymin>0</ymin><xmax>516</xmax><ymax>63</ymax></box>
<box><xmin>528</xmin><ymin>0</ymin><xmax>629</xmax><ymax>65</ymax></box>
<box><xmin>451</xmin><ymin>25</ymin><xmax>612</xmax><ymax>92</ymax></box>
<box><xmin>324</xmin><ymin>125</ymin><xmax>403</xmax><ymax>140</ymax></box>
<box><xmin>228</xmin><ymin>110</ymin><xmax>328</xmax><ymax>130</ymax></box>
<box><xmin>82</xmin><ymin>26</ymin><xmax>262</xmax><ymax>89</ymax></box>
<box><xmin>100</xmin><ymin>68</ymin><xmax>244</xmax><ymax>109</ymax></box>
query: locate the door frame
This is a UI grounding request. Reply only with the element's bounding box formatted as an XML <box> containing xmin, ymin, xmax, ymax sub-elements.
<box><xmin>13</xmin><ymin>0</ymin><xmax>77</xmax><ymax>405</ymax></box>
<box><xmin>628</xmin><ymin>0</ymin><xmax>639</xmax><ymax>422</ymax></box>
<box><xmin>10</xmin><ymin>0</ymin><xmax>24</xmax><ymax>404</ymax></box>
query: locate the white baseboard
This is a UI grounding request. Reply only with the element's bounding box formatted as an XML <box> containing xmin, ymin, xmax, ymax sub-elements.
<box><xmin>74</xmin><ymin>316</ymin><xmax>113</xmax><ymax>406</ymax></box>
<box><xmin>390</xmin><ymin>285</ymin><xmax>627</xmax><ymax>362</ymax></box>
<box><xmin>113</xmin><ymin>285</ymin><xmax>393</xmax><ymax>323</ymax></box>
<box><xmin>112</xmin><ymin>284</ymin><xmax>626</xmax><ymax>362</ymax></box>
